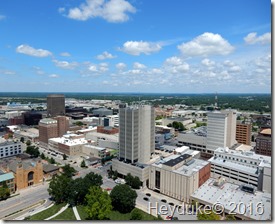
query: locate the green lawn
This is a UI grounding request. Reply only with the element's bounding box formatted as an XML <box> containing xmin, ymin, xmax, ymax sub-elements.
<box><xmin>51</xmin><ymin>207</ymin><xmax>76</xmax><ymax>221</ymax></box>
<box><xmin>77</xmin><ymin>205</ymin><xmax>157</xmax><ymax>221</ymax></box>
<box><xmin>76</xmin><ymin>205</ymin><xmax>89</xmax><ymax>220</ymax></box>
<box><xmin>30</xmin><ymin>203</ymin><xmax>65</xmax><ymax>220</ymax></box>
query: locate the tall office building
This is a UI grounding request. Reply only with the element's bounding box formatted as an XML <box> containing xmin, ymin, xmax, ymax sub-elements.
<box><xmin>255</xmin><ymin>128</ymin><xmax>271</xmax><ymax>156</ymax></box>
<box><xmin>47</xmin><ymin>94</ymin><xmax>65</xmax><ymax>117</ymax></box>
<box><xmin>55</xmin><ymin>116</ymin><xmax>70</xmax><ymax>137</ymax></box>
<box><xmin>119</xmin><ymin>105</ymin><xmax>155</xmax><ymax>164</ymax></box>
<box><xmin>39</xmin><ymin>118</ymin><xmax>58</xmax><ymax>147</ymax></box>
<box><xmin>206</xmin><ymin>110</ymin><xmax>237</xmax><ymax>157</ymax></box>
<box><xmin>236</xmin><ymin>122</ymin><xmax>251</xmax><ymax>145</ymax></box>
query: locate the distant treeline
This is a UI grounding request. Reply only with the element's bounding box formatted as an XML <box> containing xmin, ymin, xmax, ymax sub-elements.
<box><xmin>0</xmin><ymin>93</ymin><xmax>271</xmax><ymax>113</ymax></box>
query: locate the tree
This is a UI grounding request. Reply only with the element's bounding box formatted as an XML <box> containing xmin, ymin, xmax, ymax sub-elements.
<box><xmin>83</xmin><ymin>172</ymin><xmax>103</xmax><ymax>187</ymax></box>
<box><xmin>197</xmin><ymin>210</ymin><xmax>220</xmax><ymax>221</ymax></box>
<box><xmin>130</xmin><ymin>208</ymin><xmax>142</xmax><ymax>220</ymax></box>
<box><xmin>81</xmin><ymin>160</ymin><xmax>86</xmax><ymax>168</ymax></box>
<box><xmin>112</xmin><ymin>170</ymin><xmax>118</xmax><ymax>180</ymax></box>
<box><xmin>110</xmin><ymin>184</ymin><xmax>137</xmax><ymax>213</ymax></box>
<box><xmin>49</xmin><ymin>157</ymin><xmax>56</xmax><ymax>164</ymax></box>
<box><xmin>225</xmin><ymin>214</ymin><xmax>236</xmax><ymax>221</ymax></box>
<box><xmin>26</xmin><ymin>146</ymin><xmax>40</xmax><ymax>158</ymax></box>
<box><xmin>26</xmin><ymin>140</ymin><xmax>31</xmax><ymax>146</ymax></box>
<box><xmin>167</xmin><ymin>123</ymin><xmax>172</xmax><ymax>127</ymax></box>
<box><xmin>66</xmin><ymin>177</ymin><xmax>86</xmax><ymax>206</ymax></box>
<box><xmin>63</xmin><ymin>154</ymin><xmax>68</xmax><ymax>160</ymax></box>
<box><xmin>125</xmin><ymin>173</ymin><xmax>133</xmax><ymax>186</ymax></box>
<box><xmin>75</xmin><ymin>121</ymin><xmax>84</xmax><ymax>126</ymax></box>
<box><xmin>48</xmin><ymin>175</ymin><xmax>72</xmax><ymax>204</ymax></box>
<box><xmin>40</xmin><ymin>153</ymin><xmax>45</xmax><ymax>160</ymax></box>
<box><xmin>85</xmin><ymin>186</ymin><xmax>112</xmax><ymax>220</ymax></box>
<box><xmin>20</xmin><ymin>137</ymin><xmax>25</xmax><ymax>143</ymax></box>
<box><xmin>131</xmin><ymin>176</ymin><xmax>141</xmax><ymax>189</ymax></box>
<box><xmin>62</xmin><ymin>164</ymin><xmax>77</xmax><ymax>178</ymax></box>
<box><xmin>0</xmin><ymin>183</ymin><xmax>10</xmax><ymax>200</ymax></box>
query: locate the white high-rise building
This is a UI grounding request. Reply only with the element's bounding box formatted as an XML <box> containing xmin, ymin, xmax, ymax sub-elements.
<box><xmin>119</xmin><ymin>104</ymin><xmax>155</xmax><ymax>164</ymax></box>
<box><xmin>206</xmin><ymin>110</ymin><xmax>237</xmax><ymax>156</ymax></box>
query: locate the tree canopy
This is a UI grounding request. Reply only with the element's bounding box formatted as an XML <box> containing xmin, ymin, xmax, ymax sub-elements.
<box><xmin>48</xmin><ymin>175</ymin><xmax>72</xmax><ymax>204</ymax></box>
<box><xmin>110</xmin><ymin>184</ymin><xmax>137</xmax><ymax>213</ymax></box>
<box><xmin>62</xmin><ymin>164</ymin><xmax>77</xmax><ymax>178</ymax></box>
<box><xmin>26</xmin><ymin>145</ymin><xmax>40</xmax><ymax>158</ymax></box>
<box><xmin>85</xmin><ymin>186</ymin><xmax>112</xmax><ymax>220</ymax></box>
<box><xmin>0</xmin><ymin>183</ymin><xmax>10</xmax><ymax>200</ymax></box>
<box><xmin>197</xmin><ymin>210</ymin><xmax>220</xmax><ymax>221</ymax></box>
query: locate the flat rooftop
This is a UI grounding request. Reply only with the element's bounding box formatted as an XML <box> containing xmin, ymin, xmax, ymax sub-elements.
<box><xmin>153</xmin><ymin>154</ymin><xmax>209</xmax><ymax>176</ymax></box>
<box><xmin>214</xmin><ymin>147</ymin><xmax>271</xmax><ymax>164</ymax></box>
<box><xmin>163</xmin><ymin>154</ymin><xmax>191</xmax><ymax>167</ymax></box>
<box><xmin>49</xmin><ymin>137</ymin><xmax>87</xmax><ymax>146</ymax></box>
<box><xmin>191</xmin><ymin>178</ymin><xmax>271</xmax><ymax>221</ymax></box>
<box><xmin>209</xmin><ymin>157</ymin><xmax>258</xmax><ymax>176</ymax></box>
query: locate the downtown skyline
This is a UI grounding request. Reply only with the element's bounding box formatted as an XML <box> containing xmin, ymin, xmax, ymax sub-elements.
<box><xmin>0</xmin><ymin>0</ymin><xmax>271</xmax><ymax>93</ymax></box>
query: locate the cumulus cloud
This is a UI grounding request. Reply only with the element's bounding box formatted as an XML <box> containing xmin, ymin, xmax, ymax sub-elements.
<box><xmin>164</xmin><ymin>56</ymin><xmax>189</xmax><ymax>73</ymax></box>
<box><xmin>52</xmin><ymin>59</ymin><xmax>78</xmax><ymax>69</ymax></box>
<box><xmin>96</xmin><ymin>51</ymin><xmax>116</xmax><ymax>60</ymax></box>
<box><xmin>60</xmin><ymin>52</ymin><xmax>71</xmax><ymax>57</ymax></box>
<box><xmin>49</xmin><ymin>74</ymin><xmax>59</xmax><ymax>78</ymax></box>
<box><xmin>178</xmin><ymin>32</ymin><xmax>234</xmax><ymax>57</ymax></box>
<box><xmin>116</xmin><ymin>62</ymin><xmax>127</xmax><ymax>70</ymax></box>
<box><xmin>244</xmin><ymin>32</ymin><xmax>271</xmax><ymax>45</ymax></box>
<box><xmin>64</xmin><ymin>0</ymin><xmax>136</xmax><ymax>23</ymax></box>
<box><xmin>119</xmin><ymin>41</ymin><xmax>162</xmax><ymax>55</ymax></box>
<box><xmin>201</xmin><ymin>58</ymin><xmax>215</xmax><ymax>67</ymax></box>
<box><xmin>0</xmin><ymin>69</ymin><xmax>16</xmax><ymax>75</ymax></box>
<box><xmin>133</xmin><ymin>62</ymin><xmax>146</xmax><ymax>69</ymax></box>
<box><xmin>16</xmin><ymin>44</ymin><xmax>52</xmax><ymax>57</ymax></box>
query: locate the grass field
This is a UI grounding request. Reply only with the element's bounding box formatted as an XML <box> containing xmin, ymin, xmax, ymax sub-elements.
<box><xmin>50</xmin><ymin>207</ymin><xmax>76</xmax><ymax>220</ymax></box>
<box><xmin>29</xmin><ymin>203</ymin><xmax>65</xmax><ymax>220</ymax></box>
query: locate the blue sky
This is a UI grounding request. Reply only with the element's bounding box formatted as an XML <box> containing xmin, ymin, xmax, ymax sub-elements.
<box><xmin>0</xmin><ymin>0</ymin><xmax>271</xmax><ymax>93</ymax></box>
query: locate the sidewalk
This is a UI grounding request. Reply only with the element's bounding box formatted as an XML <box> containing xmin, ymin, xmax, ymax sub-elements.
<box><xmin>45</xmin><ymin>204</ymin><xmax>69</xmax><ymax>220</ymax></box>
<box><xmin>72</xmin><ymin>206</ymin><xmax>81</xmax><ymax>220</ymax></box>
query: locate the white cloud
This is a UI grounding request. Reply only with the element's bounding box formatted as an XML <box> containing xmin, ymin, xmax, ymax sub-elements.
<box><xmin>201</xmin><ymin>58</ymin><xmax>215</xmax><ymax>67</ymax></box>
<box><xmin>228</xmin><ymin>65</ymin><xmax>241</xmax><ymax>73</ymax></box>
<box><xmin>96</xmin><ymin>51</ymin><xmax>116</xmax><ymax>60</ymax></box>
<box><xmin>88</xmin><ymin>64</ymin><xmax>98</xmax><ymax>72</ymax></box>
<box><xmin>49</xmin><ymin>74</ymin><xmax>59</xmax><ymax>78</ymax></box>
<box><xmin>178</xmin><ymin>32</ymin><xmax>234</xmax><ymax>57</ymax></box>
<box><xmin>244</xmin><ymin>32</ymin><xmax>271</xmax><ymax>45</ymax></box>
<box><xmin>116</xmin><ymin>62</ymin><xmax>127</xmax><ymax>70</ymax></box>
<box><xmin>0</xmin><ymin>69</ymin><xmax>16</xmax><ymax>75</ymax></box>
<box><xmin>16</xmin><ymin>44</ymin><xmax>52</xmax><ymax>57</ymax></box>
<box><xmin>60</xmin><ymin>52</ymin><xmax>71</xmax><ymax>57</ymax></box>
<box><xmin>53</xmin><ymin>59</ymin><xmax>78</xmax><ymax>69</ymax></box>
<box><xmin>33</xmin><ymin>66</ymin><xmax>46</xmax><ymax>75</ymax></box>
<box><xmin>64</xmin><ymin>0</ymin><xmax>136</xmax><ymax>23</ymax></box>
<box><xmin>164</xmin><ymin>56</ymin><xmax>189</xmax><ymax>73</ymax></box>
<box><xmin>120</xmin><ymin>41</ymin><xmax>162</xmax><ymax>55</ymax></box>
<box><xmin>223</xmin><ymin>60</ymin><xmax>235</xmax><ymax>67</ymax></box>
<box><xmin>165</xmin><ymin>56</ymin><xmax>183</xmax><ymax>66</ymax></box>
<box><xmin>99</xmin><ymin>62</ymin><xmax>109</xmax><ymax>72</ymax></box>
<box><xmin>0</xmin><ymin>15</ymin><xmax>6</xmax><ymax>20</ymax></box>
<box><xmin>133</xmin><ymin>62</ymin><xmax>146</xmax><ymax>69</ymax></box>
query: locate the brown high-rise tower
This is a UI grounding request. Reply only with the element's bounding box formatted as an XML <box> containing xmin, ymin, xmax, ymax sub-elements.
<box><xmin>47</xmin><ymin>94</ymin><xmax>65</xmax><ymax>117</ymax></box>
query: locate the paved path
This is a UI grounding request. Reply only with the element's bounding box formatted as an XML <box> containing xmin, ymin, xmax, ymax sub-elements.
<box><xmin>73</xmin><ymin>206</ymin><xmax>81</xmax><ymax>220</ymax></box>
<box><xmin>44</xmin><ymin>204</ymin><xmax>69</xmax><ymax>220</ymax></box>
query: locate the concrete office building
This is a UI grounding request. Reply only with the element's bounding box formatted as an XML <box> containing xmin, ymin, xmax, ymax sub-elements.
<box><xmin>191</xmin><ymin>178</ymin><xmax>271</xmax><ymax>221</ymax></box>
<box><xmin>148</xmin><ymin>154</ymin><xmax>211</xmax><ymax>202</ymax></box>
<box><xmin>48</xmin><ymin>134</ymin><xmax>87</xmax><ymax>156</ymax></box>
<box><xmin>209</xmin><ymin>147</ymin><xmax>271</xmax><ymax>193</ymax></box>
<box><xmin>177</xmin><ymin>132</ymin><xmax>207</xmax><ymax>152</ymax></box>
<box><xmin>119</xmin><ymin>105</ymin><xmax>155</xmax><ymax>164</ymax></box>
<box><xmin>86</xmin><ymin>132</ymin><xmax>119</xmax><ymax>150</ymax></box>
<box><xmin>0</xmin><ymin>140</ymin><xmax>25</xmax><ymax>159</ymax></box>
<box><xmin>206</xmin><ymin>110</ymin><xmax>237</xmax><ymax>158</ymax></box>
<box><xmin>92</xmin><ymin>108</ymin><xmax>113</xmax><ymax>117</ymax></box>
<box><xmin>47</xmin><ymin>94</ymin><xmax>65</xmax><ymax>117</ymax></box>
<box><xmin>236</xmin><ymin>122</ymin><xmax>251</xmax><ymax>145</ymax></box>
<box><xmin>255</xmin><ymin>128</ymin><xmax>271</xmax><ymax>156</ymax></box>
<box><xmin>106</xmin><ymin>115</ymin><xmax>119</xmax><ymax>127</ymax></box>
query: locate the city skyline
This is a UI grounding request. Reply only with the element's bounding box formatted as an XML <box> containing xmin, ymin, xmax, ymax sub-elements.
<box><xmin>0</xmin><ymin>0</ymin><xmax>271</xmax><ymax>93</ymax></box>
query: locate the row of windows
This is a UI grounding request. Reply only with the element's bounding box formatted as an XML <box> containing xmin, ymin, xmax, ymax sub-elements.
<box><xmin>0</xmin><ymin>150</ymin><xmax>21</xmax><ymax>157</ymax></box>
<box><xmin>214</xmin><ymin>154</ymin><xmax>258</xmax><ymax>165</ymax></box>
